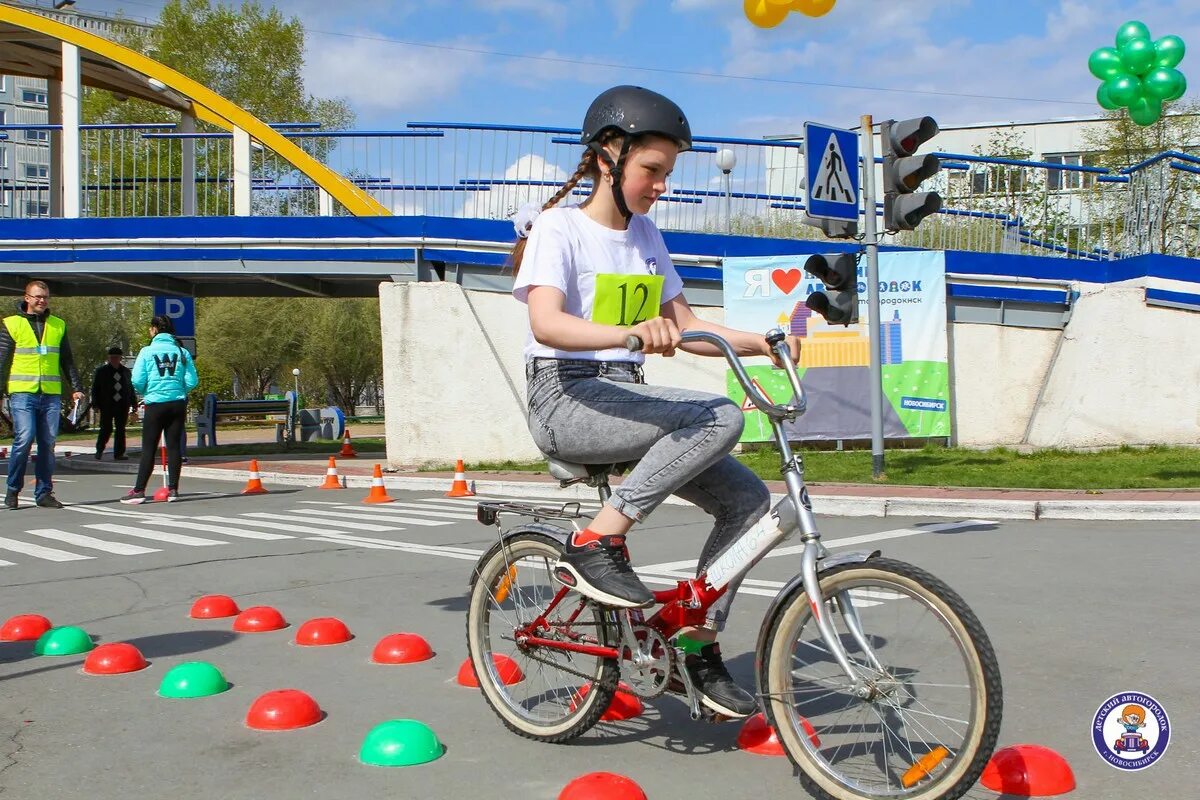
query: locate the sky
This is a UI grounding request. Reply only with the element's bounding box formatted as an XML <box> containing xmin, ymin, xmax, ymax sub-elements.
<box><xmin>75</xmin><ymin>0</ymin><xmax>1200</xmax><ymax>140</ymax></box>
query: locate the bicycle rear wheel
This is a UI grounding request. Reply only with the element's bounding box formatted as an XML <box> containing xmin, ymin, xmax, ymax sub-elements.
<box><xmin>761</xmin><ymin>558</ymin><xmax>1002</xmax><ymax>800</ymax></box>
<box><xmin>466</xmin><ymin>531</ymin><xmax>619</xmax><ymax>742</ymax></box>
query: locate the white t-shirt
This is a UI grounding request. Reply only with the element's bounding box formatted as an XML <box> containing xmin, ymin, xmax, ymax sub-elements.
<box><xmin>512</xmin><ymin>206</ymin><xmax>684</xmax><ymax>363</ymax></box>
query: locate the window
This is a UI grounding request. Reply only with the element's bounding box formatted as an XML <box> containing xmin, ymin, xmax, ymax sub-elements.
<box><xmin>0</xmin><ymin>108</ymin><xmax>6</xmax><ymax>125</ymax></box>
<box><xmin>24</xmin><ymin>199</ymin><xmax>50</xmax><ymax>217</ymax></box>
<box><xmin>25</xmin><ymin>129</ymin><xmax>49</xmax><ymax>142</ymax></box>
<box><xmin>0</xmin><ymin>76</ymin><xmax>6</xmax><ymax>93</ymax></box>
<box><xmin>0</xmin><ymin>191</ymin><xmax>9</xmax><ymax>208</ymax></box>
<box><xmin>23</xmin><ymin>164</ymin><xmax>49</xmax><ymax>179</ymax></box>
<box><xmin>0</xmin><ymin>147</ymin><xmax>7</xmax><ymax>169</ymax></box>
<box><xmin>971</xmin><ymin>170</ymin><xmax>988</xmax><ymax>195</ymax></box>
<box><xmin>1045</xmin><ymin>153</ymin><xmax>1098</xmax><ymax>191</ymax></box>
<box><xmin>21</xmin><ymin>89</ymin><xmax>48</xmax><ymax>105</ymax></box>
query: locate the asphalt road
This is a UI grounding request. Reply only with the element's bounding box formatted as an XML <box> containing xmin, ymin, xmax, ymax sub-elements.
<box><xmin>0</xmin><ymin>469</ymin><xmax>1194</xmax><ymax>800</ymax></box>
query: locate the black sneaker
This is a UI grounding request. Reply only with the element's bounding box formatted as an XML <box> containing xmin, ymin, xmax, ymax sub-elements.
<box><xmin>36</xmin><ymin>493</ymin><xmax>64</xmax><ymax>509</ymax></box>
<box><xmin>120</xmin><ymin>490</ymin><xmax>146</xmax><ymax>505</ymax></box>
<box><xmin>94</xmin><ymin>452</ymin><xmax>103</xmax><ymax>461</ymax></box>
<box><xmin>167</xmin><ymin>489</ymin><xmax>179</xmax><ymax>502</ymax></box>
<box><xmin>4</xmin><ymin>491</ymin><xmax>18</xmax><ymax>510</ymax></box>
<box><xmin>553</xmin><ymin>530</ymin><xmax>653</xmax><ymax>608</ymax></box>
<box><xmin>115</xmin><ymin>455</ymin><xmax>129</xmax><ymax>461</ymax></box>
<box><xmin>685</xmin><ymin>643</ymin><xmax>757</xmax><ymax>718</ymax></box>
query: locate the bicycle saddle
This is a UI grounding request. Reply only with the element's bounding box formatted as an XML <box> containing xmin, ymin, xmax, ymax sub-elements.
<box><xmin>546</xmin><ymin>458</ymin><xmax>632</xmax><ymax>488</ymax></box>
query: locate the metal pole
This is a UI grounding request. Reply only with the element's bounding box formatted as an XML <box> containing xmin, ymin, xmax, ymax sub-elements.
<box><xmin>723</xmin><ymin>170</ymin><xmax>732</xmax><ymax>233</ymax></box>
<box><xmin>859</xmin><ymin>115</ymin><xmax>885</xmax><ymax>478</ymax></box>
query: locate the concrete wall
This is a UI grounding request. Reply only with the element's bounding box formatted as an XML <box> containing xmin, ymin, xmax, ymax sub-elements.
<box><xmin>380</xmin><ymin>277</ymin><xmax>1200</xmax><ymax>466</ymax></box>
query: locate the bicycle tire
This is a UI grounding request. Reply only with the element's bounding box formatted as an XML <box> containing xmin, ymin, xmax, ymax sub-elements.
<box><xmin>466</xmin><ymin>531</ymin><xmax>619</xmax><ymax>743</ymax></box>
<box><xmin>760</xmin><ymin>558</ymin><xmax>1002</xmax><ymax>800</ymax></box>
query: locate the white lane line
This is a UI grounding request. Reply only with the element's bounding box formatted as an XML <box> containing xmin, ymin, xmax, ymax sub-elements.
<box><xmin>193</xmin><ymin>515</ymin><xmax>347</xmax><ymax>537</ymax></box>
<box><xmin>299</xmin><ymin>501</ymin><xmax>345</xmax><ymax>506</ymax></box>
<box><xmin>286</xmin><ymin>507</ymin><xmax>451</xmax><ymax>528</ymax></box>
<box><xmin>314</xmin><ymin>531</ymin><xmax>482</xmax><ymax>556</ymax></box>
<box><xmin>25</xmin><ymin>528</ymin><xmax>159</xmax><ymax>555</ymax></box>
<box><xmin>638</xmin><ymin>519</ymin><xmax>998</xmax><ymax>573</ymax></box>
<box><xmin>307</xmin><ymin>535</ymin><xmax>481</xmax><ymax>561</ymax></box>
<box><xmin>0</xmin><ymin>559</ymin><xmax>14</xmax><ymax>567</ymax></box>
<box><xmin>241</xmin><ymin>512</ymin><xmax>399</xmax><ymax>533</ymax></box>
<box><xmin>0</xmin><ymin>536</ymin><xmax>94</xmax><ymax>562</ymax></box>
<box><xmin>82</xmin><ymin>523</ymin><xmax>226</xmax><ymax>547</ymax></box>
<box><xmin>125</xmin><ymin>516</ymin><xmax>293</xmax><ymax>541</ymax></box>
<box><xmin>329</xmin><ymin>503</ymin><xmax>476</xmax><ymax>521</ymax></box>
<box><xmin>418</xmin><ymin>496</ymin><xmax>599</xmax><ymax>511</ymax></box>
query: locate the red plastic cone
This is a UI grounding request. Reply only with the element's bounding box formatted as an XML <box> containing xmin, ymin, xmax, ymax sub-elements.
<box><xmin>456</xmin><ymin>654</ymin><xmax>523</xmax><ymax>687</ymax></box>
<box><xmin>737</xmin><ymin>713</ymin><xmax>785</xmax><ymax>756</ymax></box>
<box><xmin>190</xmin><ymin>595</ymin><xmax>240</xmax><ymax>619</ymax></box>
<box><xmin>294</xmin><ymin>617</ymin><xmax>353</xmax><ymax>646</ymax></box>
<box><xmin>245</xmin><ymin>689</ymin><xmax>324</xmax><ymax>730</ymax></box>
<box><xmin>232</xmin><ymin>605</ymin><xmax>287</xmax><ymax>633</ymax></box>
<box><xmin>371</xmin><ymin>633</ymin><xmax>435</xmax><ymax>664</ymax></box>
<box><xmin>339</xmin><ymin>429</ymin><xmax>357</xmax><ymax>458</ymax></box>
<box><xmin>1</xmin><ymin>614</ymin><xmax>52</xmax><ymax>642</ymax></box>
<box><xmin>318</xmin><ymin>457</ymin><xmax>342</xmax><ymax>490</ymax></box>
<box><xmin>569</xmin><ymin>683</ymin><xmax>643</xmax><ymax>721</ymax></box>
<box><xmin>981</xmin><ymin>744</ymin><xmax>1076</xmax><ymax>797</ymax></box>
<box><xmin>445</xmin><ymin>459</ymin><xmax>475</xmax><ymax>498</ymax></box>
<box><xmin>241</xmin><ymin>460</ymin><xmax>268</xmax><ymax>495</ymax></box>
<box><xmin>558</xmin><ymin>773</ymin><xmax>647</xmax><ymax>800</ymax></box>
<box><xmin>363</xmin><ymin>463</ymin><xmax>394</xmax><ymax>504</ymax></box>
<box><xmin>83</xmin><ymin>642</ymin><xmax>149</xmax><ymax>675</ymax></box>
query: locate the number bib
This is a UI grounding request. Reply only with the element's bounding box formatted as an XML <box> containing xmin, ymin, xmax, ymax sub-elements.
<box><xmin>591</xmin><ymin>274</ymin><xmax>664</xmax><ymax>327</ymax></box>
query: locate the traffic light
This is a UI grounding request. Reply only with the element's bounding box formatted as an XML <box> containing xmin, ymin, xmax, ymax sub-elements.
<box><xmin>803</xmin><ymin>214</ymin><xmax>859</xmax><ymax>240</ymax></box>
<box><xmin>804</xmin><ymin>253</ymin><xmax>859</xmax><ymax>326</ymax></box>
<box><xmin>881</xmin><ymin>117</ymin><xmax>942</xmax><ymax>231</ymax></box>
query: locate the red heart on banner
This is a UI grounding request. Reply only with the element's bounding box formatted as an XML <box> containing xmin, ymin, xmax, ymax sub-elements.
<box><xmin>771</xmin><ymin>268</ymin><xmax>802</xmax><ymax>294</ymax></box>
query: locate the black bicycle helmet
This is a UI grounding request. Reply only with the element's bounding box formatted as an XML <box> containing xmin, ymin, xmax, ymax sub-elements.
<box><xmin>580</xmin><ymin>85</ymin><xmax>692</xmax><ymax>221</ymax></box>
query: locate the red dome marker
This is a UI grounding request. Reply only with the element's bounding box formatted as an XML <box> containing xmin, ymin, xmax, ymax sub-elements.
<box><xmin>294</xmin><ymin>617</ymin><xmax>353</xmax><ymax>646</ymax></box>
<box><xmin>570</xmin><ymin>683</ymin><xmax>644</xmax><ymax>722</ymax></box>
<box><xmin>737</xmin><ymin>713</ymin><xmax>785</xmax><ymax>755</ymax></box>
<box><xmin>372</xmin><ymin>633</ymin><xmax>434</xmax><ymax>664</ymax></box>
<box><xmin>981</xmin><ymin>744</ymin><xmax>1076</xmax><ymax>797</ymax></box>
<box><xmin>232</xmin><ymin>606</ymin><xmax>287</xmax><ymax>633</ymax></box>
<box><xmin>456</xmin><ymin>654</ymin><xmax>523</xmax><ymax>686</ymax></box>
<box><xmin>245</xmin><ymin>689</ymin><xmax>324</xmax><ymax>730</ymax></box>
<box><xmin>558</xmin><ymin>772</ymin><xmax>647</xmax><ymax>800</ymax></box>
<box><xmin>83</xmin><ymin>642</ymin><xmax>149</xmax><ymax>675</ymax></box>
<box><xmin>1</xmin><ymin>614</ymin><xmax>52</xmax><ymax>642</ymax></box>
<box><xmin>189</xmin><ymin>595</ymin><xmax>240</xmax><ymax>619</ymax></box>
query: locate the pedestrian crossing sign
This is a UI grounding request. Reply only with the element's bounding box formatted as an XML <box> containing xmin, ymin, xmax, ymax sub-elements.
<box><xmin>804</xmin><ymin>122</ymin><xmax>860</xmax><ymax>222</ymax></box>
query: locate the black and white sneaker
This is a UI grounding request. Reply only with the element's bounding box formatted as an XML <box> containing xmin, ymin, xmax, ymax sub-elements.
<box><xmin>553</xmin><ymin>530</ymin><xmax>653</xmax><ymax>608</ymax></box>
<box><xmin>685</xmin><ymin>643</ymin><xmax>758</xmax><ymax>718</ymax></box>
<box><xmin>120</xmin><ymin>490</ymin><xmax>146</xmax><ymax>505</ymax></box>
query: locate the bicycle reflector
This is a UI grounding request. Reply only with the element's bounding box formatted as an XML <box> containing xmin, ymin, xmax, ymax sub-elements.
<box><xmin>804</xmin><ymin>253</ymin><xmax>860</xmax><ymax>326</ymax></box>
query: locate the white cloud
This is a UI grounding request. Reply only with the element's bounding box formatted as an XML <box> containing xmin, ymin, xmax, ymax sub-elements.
<box><xmin>459</xmin><ymin>154</ymin><xmax>571</xmax><ymax>219</ymax></box>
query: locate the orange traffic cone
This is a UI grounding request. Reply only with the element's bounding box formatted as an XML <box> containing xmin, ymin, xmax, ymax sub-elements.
<box><xmin>445</xmin><ymin>459</ymin><xmax>475</xmax><ymax>498</ymax></box>
<box><xmin>319</xmin><ymin>457</ymin><xmax>342</xmax><ymax>490</ymax></box>
<box><xmin>363</xmin><ymin>464</ymin><xmax>394</xmax><ymax>504</ymax></box>
<box><xmin>241</xmin><ymin>459</ymin><xmax>269</xmax><ymax>495</ymax></box>
<box><xmin>339</xmin><ymin>430</ymin><xmax>357</xmax><ymax>458</ymax></box>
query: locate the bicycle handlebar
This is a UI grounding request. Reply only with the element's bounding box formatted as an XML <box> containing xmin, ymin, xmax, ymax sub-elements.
<box><xmin>624</xmin><ymin>328</ymin><xmax>806</xmax><ymax>420</ymax></box>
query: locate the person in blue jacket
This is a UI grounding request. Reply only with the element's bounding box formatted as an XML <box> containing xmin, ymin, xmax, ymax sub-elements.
<box><xmin>121</xmin><ymin>315</ymin><xmax>198</xmax><ymax>504</ymax></box>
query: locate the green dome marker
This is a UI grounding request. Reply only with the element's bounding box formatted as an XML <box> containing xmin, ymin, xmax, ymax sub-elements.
<box><xmin>359</xmin><ymin>720</ymin><xmax>443</xmax><ymax>767</ymax></box>
<box><xmin>32</xmin><ymin>626</ymin><xmax>93</xmax><ymax>656</ymax></box>
<box><xmin>157</xmin><ymin>661</ymin><xmax>229</xmax><ymax>698</ymax></box>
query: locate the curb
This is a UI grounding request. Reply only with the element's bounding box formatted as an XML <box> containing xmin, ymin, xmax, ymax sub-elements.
<box><xmin>59</xmin><ymin>457</ymin><xmax>1200</xmax><ymax>521</ymax></box>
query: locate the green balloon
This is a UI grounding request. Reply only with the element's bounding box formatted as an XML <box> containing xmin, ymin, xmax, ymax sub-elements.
<box><xmin>1154</xmin><ymin>35</ymin><xmax>1186</xmax><ymax>69</ymax></box>
<box><xmin>1166</xmin><ymin>72</ymin><xmax>1188</xmax><ymax>102</ymax></box>
<box><xmin>1088</xmin><ymin>47</ymin><xmax>1124</xmax><ymax>80</ymax></box>
<box><xmin>1143</xmin><ymin>67</ymin><xmax>1186</xmax><ymax>100</ymax></box>
<box><xmin>1119</xmin><ymin>38</ymin><xmax>1156</xmax><ymax>76</ymax></box>
<box><xmin>1116</xmin><ymin>21</ymin><xmax>1152</xmax><ymax>50</ymax></box>
<box><xmin>1105</xmin><ymin>74</ymin><xmax>1143</xmax><ymax>107</ymax></box>
<box><xmin>1128</xmin><ymin>95</ymin><xmax>1163</xmax><ymax>126</ymax></box>
<box><xmin>1096</xmin><ymin>83</ymin><xmax>1121</xmax><ymax>110</ymax></box>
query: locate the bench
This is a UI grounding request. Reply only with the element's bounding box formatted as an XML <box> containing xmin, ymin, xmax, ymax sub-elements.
<box><xmin>194</xmin><ymin>393</ymin><xmax>347</xmax><ymax>448</ymax></box>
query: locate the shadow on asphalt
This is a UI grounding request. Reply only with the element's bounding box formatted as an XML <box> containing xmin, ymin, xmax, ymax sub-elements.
<box><xmin>427</xmin><ymin>594</ymin><xmax>469</xmax><ymax>613</ymax></box>
<box><xmin>917</xmin><ymin>520</ymin><xmax>1000</xmax><ymax>534</ymax></box>
<box><xmin>0</xmin><ymin>629</ymin><xmax>237</xmax><ymax>681</ymax></box>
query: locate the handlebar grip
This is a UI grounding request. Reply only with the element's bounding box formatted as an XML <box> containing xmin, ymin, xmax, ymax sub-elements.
<box><xmin>625</xmin><ymin>334</ymin><xmax>644</xmax><ymax>352</ymax></box>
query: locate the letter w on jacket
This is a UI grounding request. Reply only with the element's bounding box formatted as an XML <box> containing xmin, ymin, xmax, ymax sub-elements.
<box><xmin>132</xmin><ymin>333</ymin><xmax>199</xmax><ymax>404</ymax></box>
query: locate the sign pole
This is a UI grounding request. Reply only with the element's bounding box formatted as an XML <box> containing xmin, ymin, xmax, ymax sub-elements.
<box><xmin>859</xmin><ymin>115</ymin><xmax>885</xmax><ymax>479</ymax></box>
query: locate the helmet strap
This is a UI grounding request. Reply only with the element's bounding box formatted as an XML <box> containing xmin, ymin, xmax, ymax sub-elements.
<box><xmin>589</xmin><ymin>138</ymin><xmax>634</xmax><ymax>223</ymax></box>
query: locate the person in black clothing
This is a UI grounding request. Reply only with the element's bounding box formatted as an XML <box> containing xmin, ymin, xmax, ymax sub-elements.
<box><xmin>92</xmin><ymin>346</ymin><xmax>135</xmax><ymax>461</ymax></box>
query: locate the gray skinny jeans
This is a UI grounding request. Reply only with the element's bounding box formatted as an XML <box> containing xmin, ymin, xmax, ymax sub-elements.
<box><xmin>526</xmin><ymin>357</ymin><xmax>771</xmax><ymax>630</ymax></box>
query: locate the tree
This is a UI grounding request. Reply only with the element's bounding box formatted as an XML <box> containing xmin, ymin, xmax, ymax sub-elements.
<box><xmin>1079</xmin><ymin>104</ymin><xmax>1200</xmax><ymax>257</ymax></box>
<box><xmin>195</xmin><ymin>298</ymin><xmax>306</xmax><ymax>398</ymax></box>
<box><xmin>299</xmin><ymin>299</ymin><xmax>382</xmax><ymax>414</ymax></box>
<box><xmin>81</xmin><ymin>0</ymin><xmax>355</xmax><ymax>217</ymax></box>
<box><xmin>52</xmin><ymin>296</ymin><xmax>150</xmax><ymax>393</ymax></box>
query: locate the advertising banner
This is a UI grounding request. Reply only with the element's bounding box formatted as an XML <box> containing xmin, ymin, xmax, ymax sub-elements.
<box><xmin>722</xmin><ymin>250</ymin><xmax>949</xmax><ymax>442</ymax></box>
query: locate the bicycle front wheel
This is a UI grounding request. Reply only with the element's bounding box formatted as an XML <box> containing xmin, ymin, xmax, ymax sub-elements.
<box><xmin>466</xmin><ymin>531</ymin><xmax>619</xmax><ymax>743</ymax></box>
<box><xmin>761</xmin><ymin>558</ymin><xmax>1002</xmax><ymax>800</ymax></box>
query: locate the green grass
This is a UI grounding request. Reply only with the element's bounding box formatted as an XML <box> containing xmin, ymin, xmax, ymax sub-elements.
<box><xmin>453</xmin><ymin>444</ymin><xmax>1200</xmax><ymax>490</ymax></box>
<box><xmin>184</xmin><ymin>438</ymin><xmax>387</xmax><ymax>458</ymax></box>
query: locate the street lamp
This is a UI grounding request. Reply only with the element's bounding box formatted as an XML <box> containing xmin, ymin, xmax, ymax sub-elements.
<box><xmin>716</xmin><ymin>148</ymin><xmax>737</xmax><ymax>234</ymax></box>
<box><xmin>292</xmin><ymin>367</ymin><xmax>301</xmax><ymax>400</ymax></box>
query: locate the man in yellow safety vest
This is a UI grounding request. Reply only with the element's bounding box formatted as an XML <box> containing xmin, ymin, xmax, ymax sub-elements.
<box><xmin>0</xmin><ymin>281</ymin><xmax>85</xmax><ymax>509</ymax></box>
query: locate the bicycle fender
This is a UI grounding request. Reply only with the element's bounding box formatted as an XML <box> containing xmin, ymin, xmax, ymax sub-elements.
<box><xmin>467</xmin><ymin>522</ymin><xmax>571</xmax><ymax>591</ymax></box>
<box><xmin>753</xmin><ymin>549</ymin><xmax>881</xmax><ymax>671</ymax></box>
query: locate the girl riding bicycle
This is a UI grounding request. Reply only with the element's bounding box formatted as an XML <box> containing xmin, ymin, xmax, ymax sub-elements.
<box><xmin>511</xmin><ymin>85</ymin><xmax>801</xmax><ymax>718</ymax></box>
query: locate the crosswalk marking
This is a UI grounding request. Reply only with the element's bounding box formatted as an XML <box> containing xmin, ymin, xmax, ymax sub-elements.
<box><xmin>0</xmin><ymin>559</ymin><xmax>14</xmax><ymax>567</ymax></box>
<box><xmin>82</xmin><ymin>523</ymin><xmax>226</xmax><ymax>547</ymax></box>
<box><xmin>289</xmin><ymin>507</ymin><xmax>451</xmax><ymax>527</ymax></box>
<box><xmin>326</xmin><ymin>502</ymin><xmax>476</xmax><ymax>521</ymax></box>
<box><xmin>307</xmin><ymin>532</ymin><xmax>482</xmax><ymax>561</ymax></box>
<box><xmin>241</xmin><ymin>512</ymin><xmax>399</xmax><ymax>533</ymax></box>
<box><xmin>125</xmin><ymin>516</ymin><xmax>293</xmax><ymax>541</ymax></box>
<box><xmin>0</xmin><ymin>535</ymin><xmax>94</xmax><ymax>561</ymax></box>
<box><xmin>193</xmin><ymin>514</ymin><xmax>352</xmax><ymax>537</ymax></box>
<box><xmin>25</xmin><ymin>528</ymin><xmax>159</xmax><ymax>555</ymax></box>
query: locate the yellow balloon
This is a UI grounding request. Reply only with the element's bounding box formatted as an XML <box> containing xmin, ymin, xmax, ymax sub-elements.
<box><xmin>764</xmin><ymin>0</ymin><xmax>794</xmax><ymax>5</ymax></box>
<box><xmin>744</xmin><ymin>0</ymin><xmax>790</xmax><ymax>28</ymax></box>
<box><xmin>791</xmin><ymin>0</ymin><xmax>836</xmax><ymax>17</ymax></box>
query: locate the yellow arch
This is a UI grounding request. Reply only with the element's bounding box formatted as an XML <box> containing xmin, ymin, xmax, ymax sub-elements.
<box><xmin>0</xmin><ymin>5</ymin><xmax>390</xmax><ymax>217</ymax></box>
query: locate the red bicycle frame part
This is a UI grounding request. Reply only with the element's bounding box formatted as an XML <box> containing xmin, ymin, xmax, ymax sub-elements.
<box><xmin>513</xmin><ymin>577</ymin><xmax>727</xmax><ymax>660</ymax></box>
